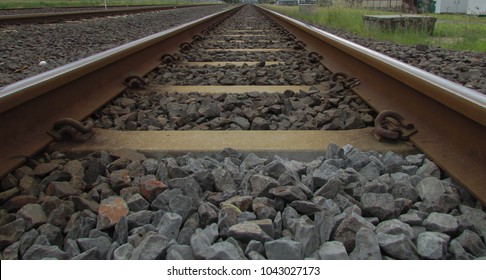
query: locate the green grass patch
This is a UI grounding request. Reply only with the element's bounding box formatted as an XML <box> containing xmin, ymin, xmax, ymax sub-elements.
<box><xmin>264</xmin><ymin>4</ymin><xmax>486</xmax><ymax>52</ymax></box>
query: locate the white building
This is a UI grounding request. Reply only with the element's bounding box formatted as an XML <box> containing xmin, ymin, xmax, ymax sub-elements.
<box><xmin>435</xmin><ymin>0</ymin><xmax>486</xmax><ymax>15</ymax></box>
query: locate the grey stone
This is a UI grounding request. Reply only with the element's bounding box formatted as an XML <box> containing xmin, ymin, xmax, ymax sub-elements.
<box><xmin>218</xmin><ymin>204</ymin><xmax>241</xmax><ymax>237</ymax></box>
<box><xmin>265</xmin><ymin>238</ymin><xmax>303</xmax><ymax>260</ymax></box>
<box><xmin>448</xmin><ymin>239</ymin><xmax>474</xmax><ymax>260</ymax></box>
<box><xmin>19</xmin><ymin>228</ymin><xmax>38</xmax><ymax>256</ymax></box>
<box><xmin>45</xmin><ymin>181</ymin><xmax>81</xmax><ymax>198</ymax></box>
<box><xmin>350</xmin><ymin>228</ymin><xmax>382</xmax><ymax>260</ymax></box>
<box><xmin>109</xmin><ymin>169</ymin><xmax>131</xmax><ymax>192</ymax></box>
<box><xmin>212</xmin><ymin>167</ymin><xmax>237</xmax><ymax>193</ymax></box>
<box><xmin>290</xmin><ymin>200</ymin><xmax>321</xmax><ymax>215</ymax></box>
<box><xmin>416</xmin><ymin>177</ymin><xmax>445</xmax><ymax>205</ymax></box>
<box><xmin>206</xmin><ymin>241</ymin><xmax>245</xmax><ymax>260</ymax></box>
<box><xmin>126</xmin><ymin>193</ymin><xmax>150</xmax><ymax>212</ymax></box>
<box><xmin>177</xmin><ymin>213</ymin><xmax>200</xmax><ymax>245</ymax></box>
<box><xmin>326</xmin><ymin>143</ymin><xmax>344</xmax><ymax>160</ymax></box>
<box><xmin>423</xmin><ymin>212</ymin><xmax>459</xmax><ymax>234</ymax></box>
<box><xmin>312</xmin><ymin>162</ymin><xmax>339</xmax><ymax>186</ymax></box>
<box><xmin>222</xmin><ymin>195</ymin><xmax>253</xmax><ymax>212</ymax></box>
<box><xmin>376</xmin><ymin>233</ymin><xmax>419</xmax><ymax>260</ymax></box>
<box><xmin>2</xmin><ymin>241</ymin><xmax>20</xmax><ymax>260</ymax></box>
<box><xmin>417</xmin><ymin>231</ymin><xmax>449</xmax><ymax>259</ymax></box>
<box><xmin>314</xmin><ymin>178</ymin><xmax>343</xmax><ymax>199</ymax></box>
<box><xmin>71</xmin><ymin>195</ymin><xmax>100</xmax><ymax>214</ymax></box>
<box><xmin>114</xmin><ymin>216</ymin><xmax>128</xmax><ymax>245</ymax></box>
<box><xmin>245</xmin><ymin>240</ymin><xmax>265</xmax><ymax>256</ymax></box>
<box><xmin>0</xmin><ymin>218</ymin><xmax>26</xmax><ymax>250</ymax></box>
<box><xmin>376</xmin><ymin>219</ymin><xmax>414</xmax><ymax>240</ymax></box>
<box><xmin>361</xmin><ymin>192</ymin><xmax>395</xmax><ymax>221</ymax></box>
<box><xmin>72</xmin><ymin>247</ymin><xmax>99</xmax><ymax>260</ymax></box>
<box><xmin>333</xmin><ymin>212</ymin><xmax>375</xmax><ymax>252</ymax></box>
<box><xmin>64</xmin><ymin>239</ymin><xmax>80</xmax><ymax>259</ymax></box>
<box><xmin>318</xmin><ymin>241</ymin><xmax>349</xmax><ymax>260</ymax></box>
<box><xmin>106</xmin><ymin>241</ymin><xmax>119</xmax><ymax>260</ymax></box>
<box><xmin>16</xmin><ymin>204</ymin><xmax>47</xmax><ymax>230</ymax></box>
<box><xmin>191</xmin><ymin>228</ymin><xmax>211</xmax><ymax>259</ymax></box>
<box><xmin>453</xmin><ymin>230</ymin><xmax>486</xmax><ymax>257</ymax></box>
<box><xmin>248</xmin><ymin>250</ymin><xmax>266</xmax><ymax>260</ymax></box>
<box><xmin>251</xmin><ymin>117</ymin><xmax>270</xmax><ymax>130</ymax></box>
<box><xmin>151</xmin><ymin>188</ymin><xmax>183</xmax><ymax>210</ymax></box>
<box><xmin>22</xmin><ymin>245</ymin><xmax>69</xmax><ymax>260</ymax></box>
<box><xmin>127</xmin><ymin>210</ymin><xmax>153</xmax><ymax>229</ymax></box>
<box><xmin>248</xmin><ymin>219</ymin><xmax>274</xmax><ymax>239</ymax></box>
<box><xmin>269</xmin><ymin>185</ymin><xmax>306</xmax><ymax>202</ymax></box>
<box><xmin>202</xmin><ymin>223</ymin><xmax>219</xmax><ymax>244</ymax></box>
<box><xmin>293</xmin><ymin>216</ymin><xmax>320</xmax><ymax>258</ymax></box>
<box><xmin>227</xmin><ymin>222</ymin><xmax>273</xmax><ymax>243</ymax></box>
<box><xmin>459</xmin><ymin>205</ymin><xmax>486</xmax><ymax>239</ymax></box>
<box><xmin>167</xmin><ymin>176</ymin><xmax>202</xmax><ymax>199</ymax></box>
<box><xmin>383</xmin><ymin>151</ymin><xmax>405</xmax><ymax>173</ymax></box>
<box><xmin>250</xmin><ymin>174</ymin><xmax>279</xmax><ymax>197</ymax></box>
<box><xmin>63</xmin><ymin>210</ymin><xmax>97</xmax><ymax>241</ymax></box>
<box><xmin>240</xmin><ymin>153</ymin><xmax>266</xmax><ymax>171</ymax></box>
<box><xmin>273</xmin><ymin>212</ymin><xmax>283</xmax><ymax>238</ymax></box>
<box><xmin>37</xmin><ymin>223</ymin><xmax>63</xmax><ymax>247</ymax></box>
<box><xmin>198</xmin><ymin>202</ymin><xmax>219</xmax><ymax>227</ymax></box>
<box><xmin>359</xmin><ymin>161</ymin><xmax>382</xmax><ymax>181</ymax></box>
<box><xmin>76</xmin><ymin>236</ymin><xmax>112</xmax><ymax>259</ymax></box>
<box><xmin>399</xmin><ymin>210</ymin><xmax>426</xmax><ymax>226</ymax></box>
<box><xmin>169</xmin><ymin>194</ymin><xmax>197</xmax><ymax>222</ymax></box>
<box><xmin>416</xmin><ymin>161</ymin><xmax>441</xmax><ymax>179</ymax></box>
<box><xmin>131</xmin><ymin>232</ymin><xmax>170</xmax><ymax>260</ymax></box>
<box><xmin>166</xmin><ymin>244</ymin><xmax>195</xmax><ymax>260</ymax></box>
<box><xmin>315</xmin><ymin>210</ymin><xmax>334</xmax><ymax>243</ymax></box>
<box><xmin>157</xmin><ymin>212</ymin><xmax>182</xmax><ymax>240</ymax></box>
<box><xmin>113</xmin><ymin>243</ymin><xmax>134</xmax><ymax>260</ymax></box>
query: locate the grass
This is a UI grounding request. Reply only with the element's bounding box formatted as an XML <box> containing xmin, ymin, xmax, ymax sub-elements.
<box><xmin>0</xmin><ymin>1</ymin><xmax>198</xmax><ymax>9</ymax></box>
<box><xmin>264</xmin><ymin>4</ymin><xmax>486</xmax><ymax>52</ymax></box>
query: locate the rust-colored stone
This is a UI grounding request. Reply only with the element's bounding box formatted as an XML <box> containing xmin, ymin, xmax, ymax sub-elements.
<box><xmin>139</xmin><ymin>179</ymin><xmax>167</xmax><ymax>202</ymax></box>
<box><xmin>96</xmin><ymin>196</ymin><xmax>128</xmax><ymax>230</ymax></box>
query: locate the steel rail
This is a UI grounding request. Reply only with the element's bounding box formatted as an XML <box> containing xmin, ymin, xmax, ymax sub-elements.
<box><xmin>0</xmin><ymin>4</ymin><xmax>217</xmax><ymax>25</ymax></box>
<box><xmin>0</xmin><ymin>5</ymin><xmax>240</xmax><ymax>179</ymax></box>
<box><xmin>256</xmin><ymin>5</ymin><xmax>486</xmax><ymax>203</ymax></box>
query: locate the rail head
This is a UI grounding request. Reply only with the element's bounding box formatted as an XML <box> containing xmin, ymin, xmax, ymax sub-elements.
<box><xmin>257</xmin><ymin>5</ymin><xmax>486</xmax><ymax>128</ymax></box>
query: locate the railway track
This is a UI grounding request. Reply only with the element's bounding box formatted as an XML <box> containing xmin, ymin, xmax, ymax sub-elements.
<box><xmin>0</xmin><ymin>4</ymin><xmax>485</xmax><ymax>260</ymax></box>
<box><xmin>0</xmin><ymin>4</ymin><xmax>214</xmax><ymax>25</ymax></box>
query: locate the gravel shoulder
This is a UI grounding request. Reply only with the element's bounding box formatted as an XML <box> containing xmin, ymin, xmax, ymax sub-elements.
<box><xmin>0</xmin><ymin>5</ymin><xmax>228</xmax><ymax>88</ymax></box>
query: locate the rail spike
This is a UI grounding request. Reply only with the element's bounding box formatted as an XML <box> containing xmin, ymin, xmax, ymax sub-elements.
<box><xmin>48</xmin><ymin>118</ymin><xmax>94</xmax><ymax>141</ymax></box>
<box><xmin>123</xmin><ymin>74</ymin><xmax>147</xmax><ymax>89</ymax></box>
<box><xmin>374</xmin><ymin>110</ymin><xmax>417</xmax><ymax>141</ymax></box>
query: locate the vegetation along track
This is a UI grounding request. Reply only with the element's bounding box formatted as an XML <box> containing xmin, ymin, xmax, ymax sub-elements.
<box><xmin>0</xmin><ymin>5</ymin><xmax>485</xmax><ymax>260</ymax></box>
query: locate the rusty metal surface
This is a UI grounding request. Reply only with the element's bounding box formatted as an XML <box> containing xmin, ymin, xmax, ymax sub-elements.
<box><xmin>0</xmin><ymin>6</ymin><xmax>240</xmax><ymax>179</ymax></box>
<box><xmin>0</xmin><ymin>4</ymin><xmax>217</xmax><ymax>25</ymax></box>
<box><xmin>257</xmin><ymin>6</ymin><xmax>486</xmax><ymax>204</ymax></box>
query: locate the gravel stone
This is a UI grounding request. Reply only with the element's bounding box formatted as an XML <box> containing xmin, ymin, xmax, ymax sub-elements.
<box><xmin>97</xmin><ymin>196</ymin><xmax>129</xmax><ymax>230</ymax></box>
<box><xmin>293</xmin><ymin>216</ymin><xmax>320</xmax><ymax>257</ymax></box>
<box><xmin>423</xmin><ymin>212</ymin><xmax>459</xmax><ymax>234</ymax></box>
<box><xmin>157</xmin><ymin>212</ymin><xmax>183</xmax><ymax>240</ymax></box>
<box><xmin>349</xmin><ymin>228</ymin><xmax>381</xmax><ymax>260</ymax></box>
<box><xmin>250</xmin><ymin>175</ymin><xmax>279</xmax><ymax>197</ymax></box>
<box><xmin>377</xmin><ymin>233</ymin><xmax>419</xmax><ymax>260</ymax></box>
<box><xmin>0</xmin><ymin>219</ymin><xmax>26</xmax><ymax>250</ymax></box>
<box><xmin>206</xmin><ymin>241</ymin><xmax>245</xmax><ymax>260</ymax></box>
<box><xmin>76</xmin><ymin>236</ymin><xmax>112</xmax><ymax>259</ymax></box>
<box><xmin>333</xmin><ymin>212</ymin><xmax>375</xmax><ymax>252</ymax></box>
<box><xmin>191</xmin><ymin>228</ymin><xmax>212</xmax><ymax>260</ymax></box>
<box><xmin>315</xmin><ymin>210</ymin><xmax>334</xmax><ymax>243</ymax></box>
<box><xmin>16</xmin><ymin>204</ymin><xmax>46</xmax><ymax>230</ymax></box>
<box><xmin>361</xmin><ymin>192</ymin><xmax>395</xmax><ymax>221</ymax></box>
<box><xmin>46</xmin><ymin>181</ymin><xmax>81</xmax><ymax>198</ymax></box>
<box><xmin>227</xmin><ymin>222</ymin><xmax>273</xmax><ymax>243</ymax></box>
<box><xmin>453</xmin><ymin>230</ymin><xmax>486</xmax><ymax>258</ymax></box>
<box><xmin>417</xmin><ymin>231</ymin><xmax>449</xmax><ymax>259</ymax></box>
<box><xmin>265</xmin><ymin>238</ymin><xmax>303</xmax><ymax>260</ymax></box>
<box><xmin>22</xmin><ymin>245</ymin><xmax>69</xmax><ymax>260</ymax></box>
<box><xmin>126</xmin><ymin>193</ymin><xmax>150</xmax><ymax>212</ymax></box>
<box><xmin>131</xmin><ymin>232</ymin><xmax>170</xmax><ymax>260</ymax></box>
<box><xmin>318</xmin><ymin>241</ymin><xmax>349</xmax><ymax>260</ymax></box>
<box><xmin>375</xmin><ymin>219</ymin><xmax>414</xmax><ymax>240</ymax></box>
